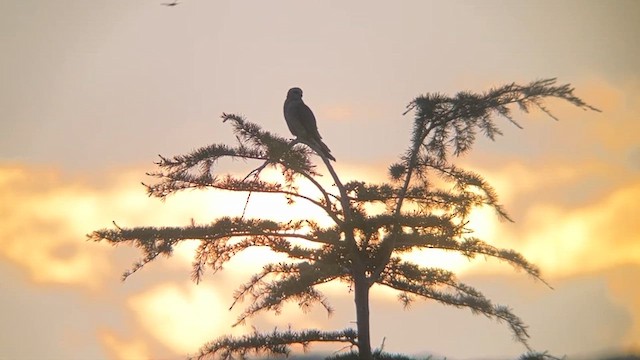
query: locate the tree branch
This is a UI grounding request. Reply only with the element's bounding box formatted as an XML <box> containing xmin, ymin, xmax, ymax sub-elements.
<box><xmin>379</xmin><ymin>262</ymin><xmax>531</xmax><ymax>350</ymax></box>
<box><xmin>191</xmin><ymin>327</ymin><xmax>358</xmax><ymax>360</ymax></box>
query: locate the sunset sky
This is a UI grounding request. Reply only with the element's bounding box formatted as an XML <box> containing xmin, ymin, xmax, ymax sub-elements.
<box><xmin>1</xmin><ymin>1</ymin><xmax>639</xmax><ymax>359</ymax></box>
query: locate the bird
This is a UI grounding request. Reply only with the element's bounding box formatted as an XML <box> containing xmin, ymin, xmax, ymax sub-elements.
<box><xmin>161</xmin><ymin>1</ymin><xmax>178</xmax><ymax>6</ymax></box>
<box><xmin>283</xmin><ymin>87</ymin><xmax>336</xmax><ymax>161</ymax></box>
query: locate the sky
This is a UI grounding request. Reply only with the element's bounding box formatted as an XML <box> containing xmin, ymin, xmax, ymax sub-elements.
<box><xmin>1</xmin><ymin>0</ymin><xmax>639</xmax><ymax>359</ymax></box>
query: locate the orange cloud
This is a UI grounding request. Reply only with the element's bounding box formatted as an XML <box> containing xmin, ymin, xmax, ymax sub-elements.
<box><xmin>126</xmin><ymin>282</ymin><xmax>240</xmax><ymax>355</ymax></box>
<box><xmin>0</xmin><ymin>164</ymin><xmax>112</xmax><ymax>289</ymax></box>
<box><xmin>473</xmin><ymin>161</ymin><xmax>603</xmax><ymax>204</ymax></box>
<box><xmin>0</xmin><ymin>163</ymin><xmax>329</xmax><ymax>289</ymax></box>
<box><xmin>0</xmin><ymin>162</ymin><xmax>351</xmax><ymax>355</ymax></box>
<box><xmin>519</xmin><ymin>181</ymin><xmax>640</xmax><ymax>277</ymax></box>
<box><xmin>3</xmin><ymin>148</ymin><xmax>638</xmax><ymax>358</ymax></box>
<box><xmin>98</xmin><ymin>329</ymin><xmax>151</xmax><ymax>360</ymax></box>
<box><xmin>456</xmin><ymin>157</ymin><xmax>640</xmax><ymax>281</ymax></box>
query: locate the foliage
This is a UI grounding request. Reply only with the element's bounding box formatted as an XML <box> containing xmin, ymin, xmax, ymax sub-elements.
<box><xmin>89</xmin><ymin>78</ymin><xmax>598</xmax><ymax>359</ymax></box>
<box><xmin>189</xmin><ymin>328</ymin><xmax>357</xmax><ymax>360</ymax></box>
<box><xmin>327</xmin><ymin>350</ymin><xmax>421</xmax><ymax>360</ymax></box>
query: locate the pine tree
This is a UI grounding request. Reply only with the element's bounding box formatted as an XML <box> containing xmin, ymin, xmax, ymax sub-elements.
<box><xmin>89</xmin><ymin>78</ymin><xmax>599</xmax><ymax>360</ymax></box>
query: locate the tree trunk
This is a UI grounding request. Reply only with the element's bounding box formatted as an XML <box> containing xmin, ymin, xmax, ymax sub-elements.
<box><xmin>354</xmin><ymin>271</ymin><xmax>373</xmax><ymax>360</ymax></box>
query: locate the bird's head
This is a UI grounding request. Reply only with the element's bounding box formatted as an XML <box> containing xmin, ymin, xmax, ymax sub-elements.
<box><xmin>287</xmin><ymin>87</ymin><xmax>303</xmax><ymax>99</ymax></box>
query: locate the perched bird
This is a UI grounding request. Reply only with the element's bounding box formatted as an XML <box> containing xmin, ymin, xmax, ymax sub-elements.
<box><xmin>283</xmin><ymin>87</ymin><xmax>336</xmax><ymax>161</ymax></box>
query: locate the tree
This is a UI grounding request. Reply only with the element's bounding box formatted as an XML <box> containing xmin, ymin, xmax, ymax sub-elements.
<box><xmin>89</xmin><ymin>78</ymin><xmax>599</xmax><ymax>360</ymax></box>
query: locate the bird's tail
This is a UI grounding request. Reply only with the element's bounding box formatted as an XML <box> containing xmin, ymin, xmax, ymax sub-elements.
<box><xmin>308</xmin><ymin>139</ymin><xmax>336</xmax><ymax>161</ymax></box>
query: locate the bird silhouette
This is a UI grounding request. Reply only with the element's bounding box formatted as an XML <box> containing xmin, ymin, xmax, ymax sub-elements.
<box><xmin>161</xmin><ymin>1</ymin><xmax>178</xmax><ymax>6</ymax></box>
<box><xmin>283</xmin><ymin>87</ymin><xmax>336</xmax><ymax>161</ymax></box>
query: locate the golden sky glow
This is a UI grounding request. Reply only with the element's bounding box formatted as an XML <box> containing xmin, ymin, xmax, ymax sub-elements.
<box><xmin>1</xmin><ymin>1</ymin><xmax>639</xmax><ymax>359</ymax></box>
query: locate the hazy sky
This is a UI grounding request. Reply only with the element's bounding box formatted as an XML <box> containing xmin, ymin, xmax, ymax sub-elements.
<box><xmin>1</xmin><ymin>1</ymin><xmax>639</xmax><ymax>359</ymax></box>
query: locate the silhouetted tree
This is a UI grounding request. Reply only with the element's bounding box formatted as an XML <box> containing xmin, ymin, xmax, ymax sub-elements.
<box><xmin>89</xmin><ymin>78</ymin><xmax>599</xmax><ymax>360</ymax></box>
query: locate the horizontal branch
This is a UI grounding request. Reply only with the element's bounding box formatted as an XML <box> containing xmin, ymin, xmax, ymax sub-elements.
<box><xmin>394</xmin><ymin>234</ymin><xmax>550</xmax><ymax>286</ymax></box>
<box><xmin>358</xmin><ymin>213</ymin><xmax>457</xmax><ymax>233</ymax></box>
<box><xmin>192</xmin><ymin>233</ymin><xmax>348</xmax><ymax>283</ymax></box>
<box><xmin>190</xmin><ymin>327</ymin><xmax>358</xmax><ymax>360</ymax></box>
<box><xmin>145</xmin><ymin>173</ymin><xmax>342</xmax><ymax>224</ymax></box>
<box><xmin>89</xmin><ymin>217</ymin><xmax>340</xmax><ymax>243</ymax></box>
<box><xmin>88</xmin><ymin>217</ymin><xmax>343</xmax><ymax>280</ymax></box>
<box><xmin>378</xmin><ymin>262</ymin><xmax>531</xmax><ymax>349</ymax></box>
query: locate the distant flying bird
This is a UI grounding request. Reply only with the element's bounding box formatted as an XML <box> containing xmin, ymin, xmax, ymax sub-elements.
<box><xmin>161</xmin><ymin>1</ymin><xmax>178</xmax><ymax>6</ymax></box>
<box><xmin>283</xmin><ymin>87</ymin><xmax>336</xmax><ymax>161</ymax></box>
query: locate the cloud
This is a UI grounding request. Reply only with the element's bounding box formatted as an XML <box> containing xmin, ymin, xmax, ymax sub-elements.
<box><xmin>98</xmin><ymin>329</ymin><xmax>151</xmax><ymax>360</ymax></box>
<box><xmin>2</xmin><ymin>152</ymin><xmax>639</xmax><ymax>359</ymax></box>
<box><xmin>0</xmin><ymin>163</ymin><xmax>271</xmax><ymax>358</ymax></box>
<box><xmin>0</xmin><ymin>164</ymin><xmax>113</xmax><ymax>289</ymax></box>
<box><xmin>0</xmin><ymin>162</ymin><xmax>362</xmax><ymax>357</ymax></box>
<box><xmin>319</xmin><ymin>104</ymin><xmax>355</xmax><ymax>123</ymax></box>
<box><xmin>511</xmin><ymin>180</ymin><xmax>640</xmax><ymax>277</ymax></box>
<box><xmin>453</xmin><ymin>158</ymin><xmax>640</xmax><ymax>278</ymax></box>
<box><xmin>127</xmin><ymin>282</ymin><xmax>238</xmax><ymax>355</ymax></box>
<box><xmin>0</xmin><ymin>163</ymin><xmax>333</xmax><ymax>288</ymax></box>
<box><xmin>452</xmin><ymin>71</ymin><xmax>640</xmax><ymax>275</ymax></box>
<box><xmin>580</xmin><ymin>78</ymin><xmax>640</xmax><ymax>152</ymax></box>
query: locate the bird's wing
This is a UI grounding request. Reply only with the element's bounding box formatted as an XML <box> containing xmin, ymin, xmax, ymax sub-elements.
<box><xmin>297</xmin><ymin>103</ymin><xmax>336</xmax><ymax>161</ymax></box>
<box><xmin>297</xmin><ymin>103</ymin><xmax>323</xmax><ymax>141</ymax></box>
<box><xmin>284</xmin><ymin>100</ymin><xmax>307</xmax><ymax>138</ymax></box>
